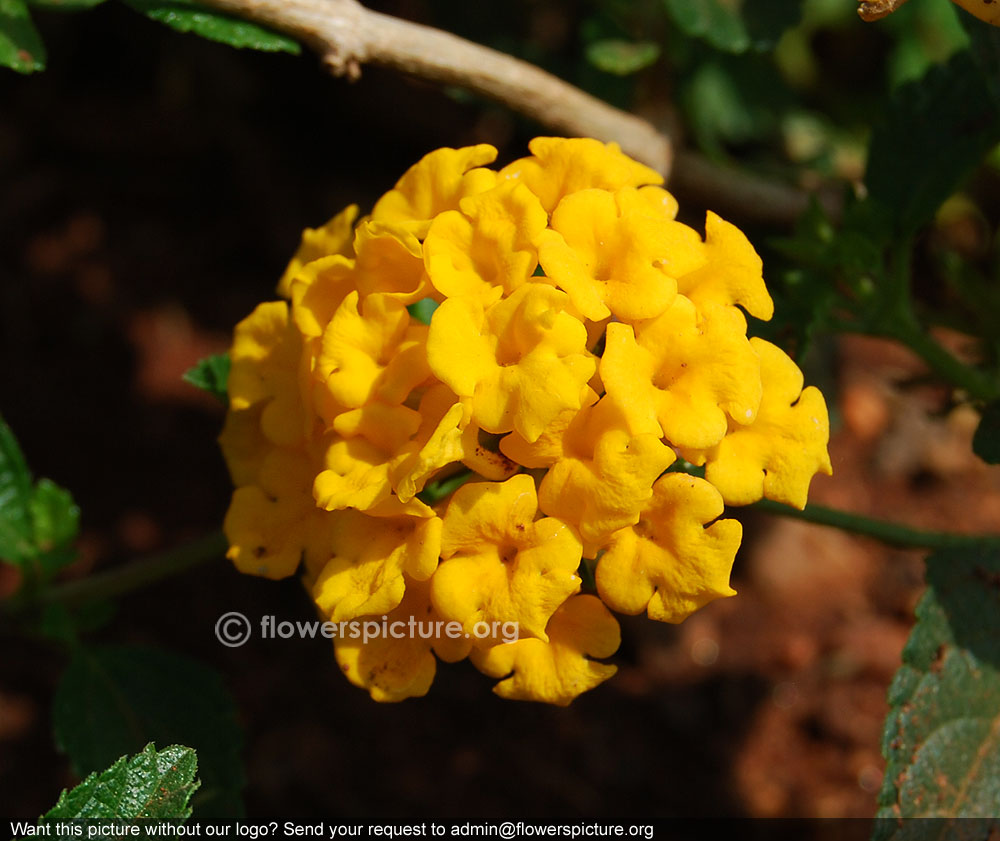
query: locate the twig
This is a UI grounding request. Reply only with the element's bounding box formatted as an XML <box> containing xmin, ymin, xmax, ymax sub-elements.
<box><xmin>196</xmin><ymin>0</ymin><xmax>842</xmax><ymax>227</ymax></box>
<box><xmin>670</xmin><ymin>150</ymin><xmax>844</xmax><ymax>228</ymax></box>
<box><xmin>199</xmin><ymin>0</ymin><xmax>672</xmax><ymax>174</ymax></box>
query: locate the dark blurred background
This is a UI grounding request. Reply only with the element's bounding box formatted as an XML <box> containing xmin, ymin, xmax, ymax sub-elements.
<box><xmin>3</xmin><ymin>0</ymin><xmax>999</xmax><ymax>826</ymax></box>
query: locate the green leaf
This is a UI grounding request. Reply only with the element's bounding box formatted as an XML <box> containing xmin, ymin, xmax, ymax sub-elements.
<box><xmin>960</xmin><ymin>4</ymin><xmax>1000</xmax><ymax>110</ymax></box>
<box><xmin>876</xmin><ymin>544</ymin><xmax>1000</xmax><ymax>831</ymax></box>
<box><xmin>41</xmin><ymin>743</ymin><xmax>199</xmax><ymax>823</ymax></box>
<box><xmin>37</xmin><ymin>600</ymin><xmax>116</xmax><ymax>643</ymax></box>
<box><xmin>417</xmin><ymin>470</ymin><xmax>474</xmax><ymax>505</ymax></box>
<box><xmin>0</xmin><ymin>412</ymin><xmax>35</xmax><ymax>563</ymax></box>
<box><xmin>973</xmin><ymin>400</ymin><xmax>1000</xmax><ymax>465</ymax></box>
<box><xmin>585</xmin><ymin>39</ymin><xmax>660</xmax><ymax>75</ymax></box>
<box><xmin>183</xmin><ymin>353</ymin><xmax>230</xmax><ymax>405</ymax></box>
<box><xmin>0</xmin><ymin>413</ymin><xmax>79</xmax><ymax>573</ymax></box>
<box><xmin>664</xmin><ymin>0</ymin><xmax>749</xmax><ymax>53</ymax></box>
<box><xmin>121</xmin><ymin>0</ymin><xmax>300</xmax><ymax>54</ymax></box>
<box><xmin>407</xmin><ymin>297</ymin><xmax>439</xmax><ymax>326</ymax></box>
<box><xmin>27</xmin><ymin>0</ymin><xmax>106</xmax><ymax>9</ymax></box>
<box><xmin>865</xmin><ymin>49</ymin><xmax>1000</xmax><ymax>238</ymax></box>
<box><xmin>31</xmin><ymin>479</ymin><xmax>80</xmax><ymax>559</ymax></box>
<box><xmin>0</xmin><ymin>0</ymin><xmax>45</xmax><ymax>73</ymax></box>
<box><xmin>54</xmin><ymin>645</ymin><xmax>245</xmax><ymax>818</ymax></box>
<box><xmin>741</xmin><ymin>0</ymin><xmax>801</xmax><ymax>50</ymax></box>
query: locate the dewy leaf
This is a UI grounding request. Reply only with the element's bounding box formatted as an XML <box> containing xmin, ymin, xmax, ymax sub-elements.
<box><xmin>53</xmin><ymin>645</ymin><xmax>245</xmax><ymax>818</ymax></box>
<box><xmin>183</xmin><ymin>352</ymin><xmax>230</xmax><ymax>405</ymax></box>
<box><xmin>866</xmin><ymin>49</ymin><xmax>1000</xmax><ymax>238</ymax></box>
<box><xmin>0</xmin><ymin>0</ymin><xmax>45</xmax><ymax>73</ymax></box>
<box><xmin>0</xmin><ymin>412</ymin><xmax>36</xmax><ymax>563</ymax></box>
<box><xmin>41</xmin><ymin>743</ymin><xmax>199</xmax><ymax>823</ymax></box>
<box><xmin>585</xmin><ymin>39</ymin><xmax>660</xmax><ymax>76</ymax></box>
<box><xmin>973</xmin><ymin>400</ymin><xmax>1000</xmax><ymax>464</ymax></box>
<box><xmin>875</xmin><ymin>544</ymin><xmax>1000</xmax><ymax>833</ymax></box>
<box><xmin>664</xmin><ymin>0</ymin><xmax>750</xmax><ymax>53</ymax></box>
<box><xmin>121</xmin><ymin>0</ymin><xmax>300</xmax><ymax>54</ymax></box>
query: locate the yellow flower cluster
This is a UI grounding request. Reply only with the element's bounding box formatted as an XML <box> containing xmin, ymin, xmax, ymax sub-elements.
<box><xmin>220</xmin><ymin>137</ymin><xmax>832</xmax><ymax>705</ymax></box>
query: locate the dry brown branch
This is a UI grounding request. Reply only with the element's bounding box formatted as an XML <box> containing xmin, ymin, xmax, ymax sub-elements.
<box><xmin>200</xmin><ymin>0</ymin><xmax>672</xmax><ymax>174</ymax></box>
<box><xmin>670</xmin><ymin>151</ymin><xmax>844</xmax><ymax>229</ymax></box>
<box><xmin>199</xmin><ymin>0</ymin><xmax>840</xmax><ymax>228</ymax></box>
<box><xmin>857</xmin><ymin>0</ymin><xmax>912</xmax><ymax>21</ymax></box>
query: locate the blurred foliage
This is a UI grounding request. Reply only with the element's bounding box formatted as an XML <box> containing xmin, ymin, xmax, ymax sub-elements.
<box><xmin>54</xmin><ymin>645</ymin><xmax>245</xmax><ymax>818</ymax></box>
<box><xmin>0</xmin><ymin>414</ymin><xmax>79</xmax><ymax>577</ymax></box>
<box><xmin>184</xmin><ymin>353</ymin><xmax>231</xmax><ymax>406</ymax></box>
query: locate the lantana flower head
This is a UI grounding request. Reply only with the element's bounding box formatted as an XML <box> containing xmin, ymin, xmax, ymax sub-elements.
<box><xmin>220</xmin><ymin>137</ymin><xmax>832</xmax><ymax>705</ymax></box>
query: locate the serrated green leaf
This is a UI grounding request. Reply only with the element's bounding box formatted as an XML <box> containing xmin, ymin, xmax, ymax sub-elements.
<box><xmin>664</xmin><ymin>0</ymin><xmax>749</xmax><ymax>53</ymax></box>
<box><xmin>585</xmin><ymin>39</ymin><xmax>660</xmax><ymax>76</ymax></box>
<box><xmin>54</xmin><ymin>645</ymin><xmax>244</xmax><ymax>818</ymax></box>
<box><xmin>973</xmin><ymin>400</ymin><xmax>1000</xmax><ymax>464</ymax></box>
<box><xmin>41</xmin><ymin>743</ymin><xmax>199</xmax><ymax>824</ymax></box>
<box><xmin>0</xmin><ymin>0</ymin><xmax>45</xmax><ymax>73</ymax></box>
<box><xmin>183</xmin><ymin>353</ymin><xmax>230</xmax><ymax>405</ymax></box>
<box><xmin>876</xmin><ymin>545</ymin><xmax>1000</xmax><ymax>833</ymax></box>
<box><xmin>0</xmin><ymin>412</ymin><xmax>35</xmax><ymax>563</ymax></box>
<box><xmin>866</xmin><ymin>50</ymin><xmax>1000</xmax><ymax>238</ymax></box>
<box><xmin>121</xmin><ymin>0</ymin><xmax>299</xmax><ymax>54</ymax></box>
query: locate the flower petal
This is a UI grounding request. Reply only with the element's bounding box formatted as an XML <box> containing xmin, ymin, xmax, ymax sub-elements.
<box><xmin>601</xmin><ymin>297</ymin><xmax>762</xmax><ymax>449</ymax></box>
<box><xmin>372</xmin><ymin>145</ymin><xmax>498</xmax><ymax>237</ymax></box>
<box><xmin>432</xmin><ymin>475</ymin><xmax>582</xmax><ymax>642</ymax></box>
<box><xmin>277</xmin><ymin>204</ymin><xmax>358</xmax><ymax>298</ymax></box>
<box><xmin>228</xmin><ymin>301</ymin><xmax>309</xmax><ymax>447</ymax></box>
<box><xmin>312</xmin><ymin>510</ymin><xmax>442</xmax><ymax>621</ymax></box>
<box><xmin>676</xmin><ymin>212</ymin><xmax>774</xmax><ymax>321</ymax></box>
<box><xmin>537</xmin><ymin>396</ymin><xmax>676</xmax><ymax>555</ymax></box>
<box><xmin>424</xmin><ymin>182</ymin><xmax>548</xmax><ymax>303</ymax></box>
<box><xmin>695</xmin><ymin>338</ymin><xmax>832</xmax><ymax>508</ymax></box>
<box><xmin>470</xmin><ymin>594</ymin><xmax>619</xmax><ymax>705</ymax></box>
<box><xmin>596</xmin><ymin>473</ymin><xmax>741</xmax><ymax>623</ymax></box>
<box><xmin>499</xmin><ymin>136</ymin><xmax>662</xmax><ymax>213</ymax></box>
<box><xmin>427</xmin><ymin>284</ymin><xmax>596</xmax><ymax>442</ymax></box>
<box><xmin>334</xmin><ymin>575</ymin><xmax>472</xmax><ymax>703</ymax></box>
<box><xmin>537</xmin><ymin>188</ymin><xmax>684</xmax><ymax>322</ymax></box>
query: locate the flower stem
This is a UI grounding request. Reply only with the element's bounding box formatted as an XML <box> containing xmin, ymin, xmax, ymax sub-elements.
<box><xmin>752</xmin><ymin>499</ymin><xmax>1000</xmax><ymax>550</ymax></box>
<box><xmin>888</xmin><ymin>318</ymin><xmax>999</xmax><ymax>403</ymax></box>
<box><xmin>2</xmin><ymin>531</ymin><xmax>227</xmax><ymax>618</ymax></box>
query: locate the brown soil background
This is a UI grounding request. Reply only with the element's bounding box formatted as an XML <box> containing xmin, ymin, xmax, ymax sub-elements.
<box><xmin>2</xmin><ymin>1</ymin><xmax>999</xmax><ymax>828</ymax></box>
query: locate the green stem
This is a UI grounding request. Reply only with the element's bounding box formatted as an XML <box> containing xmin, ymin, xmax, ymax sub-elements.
<box><xmin>2</xmin><ymin>531</ymin><xmax>227</xmax><ymax>618</ymax></box>
<box><xmin>752</xmin><ymin>499</ymin><xmax>1000</xmax><ymax>550</ymax></box>
<box><xmin>888</xmin><ymin>318</ymin><xmax>998</xmax><ymax>403</ymax></box>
